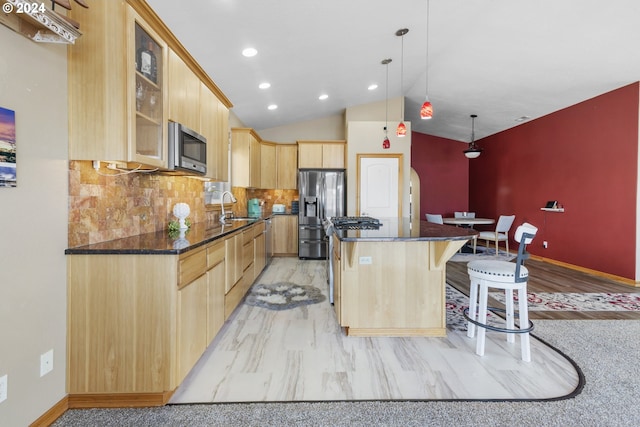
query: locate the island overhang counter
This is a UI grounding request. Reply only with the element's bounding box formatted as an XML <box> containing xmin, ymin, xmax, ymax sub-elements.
<box><xmin>330</xmin><ymin>218</ymin><xmax>477</xmax><ymax>337</ymax></box>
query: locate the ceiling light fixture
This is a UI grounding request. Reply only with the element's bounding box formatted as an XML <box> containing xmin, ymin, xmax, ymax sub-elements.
<box><xmin>267</xmin><ymin>104</ymin><xmax>278</xmax><ymax>110</ymax></box>
<box><xmin>382</xmin><ymin>58</ymin><xmax>392</xmax><ymax>149</ymax></box>
<box><xmin>464</xmin><ymin>114</ymin><xmax>483</xmax><ymax>159</ymax></box>
<box><xmin>318</xmin><ymin>94</ymin><xmax>329</xmax><ymax>100</ymax></box>
<box><xmin>258</xmin><ymin>82</ymin><xmax>271</xmax><ymax>89</ymax></box>
<box><xmin>420</xmin><ymin>0</ymin><xmax>433</xmax><ymax>120</ymax></box>
<box><xmin>368</xmin><ymin>84</ymin><xmax>378</xmax><ymax>91</ymax></box>
<box><xmin>396</xmin><ymin>28</ymin><xmax>408</xmax><ymax>137</ymax></box>
<box><xmin>242</xmin><ymin>47</ymin><xmax>258</xmax><ymax>57</ymax></box>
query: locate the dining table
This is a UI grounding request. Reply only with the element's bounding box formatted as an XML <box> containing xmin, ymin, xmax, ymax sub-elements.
<box><xmin>442</xmin><ymin>217</ymin><xmax>495</xmax><ymax>253</ymax></box>
<box><xmin>442</xmin><ymin>217</ymin><xmax>495</xmax><ymax>227</ymax></box>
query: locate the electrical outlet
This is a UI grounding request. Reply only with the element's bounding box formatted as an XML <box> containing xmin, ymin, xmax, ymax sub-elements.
<box><xmin>0</xmin><ymin>374</ymin><xmax>7</xmax><ymax>403</ymax></box>
<box><xmin>40</xmin><ymin>350</ymin><xmax>53</xmax><ymax>377</ymax></box>
<box><xmin>359</xmin><ymin>256</ymin><xmax>372</xmax><ymax>265</ymax></box>
<box><xmin>543</xmin><ymin>241</ymin><xmax>548</xmax><ymax>249</ymax></box>
<box><xmin>92</xmin><ymin>160</ymin><xmax>100</xmax><ymax>170</ymax></box>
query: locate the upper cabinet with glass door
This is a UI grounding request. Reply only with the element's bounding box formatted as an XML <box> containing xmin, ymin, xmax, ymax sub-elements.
<box><xmin>68</xmin><ymin>2</ymin><xmax>167</xmax><ymax>169</ymax></box>
<box><xmin>131</xmin><ymin>15</ymin><xmax>167</xmax><ymax>167</ymax></box>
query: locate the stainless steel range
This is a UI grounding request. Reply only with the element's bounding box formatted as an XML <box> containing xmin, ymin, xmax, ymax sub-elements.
<box><xmin>330</xmin><ymin>216</ymin><xmax>382</xmax><ymax>230</ymax></box>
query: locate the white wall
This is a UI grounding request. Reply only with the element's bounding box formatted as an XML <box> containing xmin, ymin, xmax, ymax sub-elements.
<box><xmin>0</xmin><ymin>27</ymin><xmax>68</xmax><ymax>425</ymax></box>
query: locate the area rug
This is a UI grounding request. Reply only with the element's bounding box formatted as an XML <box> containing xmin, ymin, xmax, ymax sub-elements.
<box><xmin>489</xmin><ymin>291</ymin><xmax>640</xmax><ymax>311</ymax></box>
<box><xmin>245</xmin><ymin>282</ymin><xmax>326</xmax><ymax>310</ymax></box>
<box><xmin>446</xmin><ymin>284</ymin><xmax>502</xmax><ymax>332</ymax></box>
<box><xmin>449</xmin><ymin>246</ymin><xmax>515</xmax><ymax>262</ymax></box>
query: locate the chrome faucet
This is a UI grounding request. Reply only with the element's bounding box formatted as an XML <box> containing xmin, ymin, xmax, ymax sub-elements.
<box><xmin>219</xmin><ymin>191</ymin><xmax>237</xmax><ymax>223</ymax></box>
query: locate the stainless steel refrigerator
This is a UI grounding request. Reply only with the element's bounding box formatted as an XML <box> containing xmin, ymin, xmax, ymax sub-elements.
<box><xmin>298</xmin><ymin>169</ymin><xmax>346</xmax><ymax>259</ymax></box>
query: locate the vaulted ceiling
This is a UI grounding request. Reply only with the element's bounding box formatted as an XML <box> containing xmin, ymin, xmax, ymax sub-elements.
<box><xmin>147</xmin><ymin>0</ymin><xmax>640</xmax><ymax>143</ymax></box>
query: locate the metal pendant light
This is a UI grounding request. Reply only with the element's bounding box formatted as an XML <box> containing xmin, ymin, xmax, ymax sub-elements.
<box><xmin>382</xmin><ymin>58</ymin><xmax>392</xmax><ymax>149</ymax></box>
<box><xmin>464</xmin><ymin>114</ymin><xmax>483</xmax><ymax>159</ymax></box>
<box><xmin>420</xmin><ymin>0</ymin><xmax>433</xmax><ymax>120</ymax></box>
<box><xmin>396</xmin><ymin>28</ymin><xmax>408</xmax><ymax>137</ymax></box>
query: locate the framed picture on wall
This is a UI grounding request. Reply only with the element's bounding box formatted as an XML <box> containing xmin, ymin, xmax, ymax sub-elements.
<box><xmin>0</xmin><ymin>106</ymin><xmax>16</xmax><ymax>188</ymax></box>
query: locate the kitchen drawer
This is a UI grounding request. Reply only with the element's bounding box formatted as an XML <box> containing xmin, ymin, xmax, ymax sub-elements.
<box><xmin>207</xmin><ymin>240</ymin><xmax>225</xmax><ymax>268</ymax></box>
<box><xmin>242</xmin><ymin>226</ymin><xmax>254</xmax><ymax>245</ymax></box>
<box><xmin>242</xmin><ymin>241</ymin><xmax>253</xmax><ymax>270</ymax></box>
<box><xmin>253</xmin><ymin>221</ymin><xmax>265</xmax><ymax>237</ymax></box>
<box><xmin>178</xmin><ymin>247</ymin><xmax>207</xmax><ymax>289</ymax></box>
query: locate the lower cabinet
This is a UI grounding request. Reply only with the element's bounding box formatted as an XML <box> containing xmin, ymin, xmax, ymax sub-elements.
<box><xmin>177</xmin><ymin>274</ymin><xmax>208</xmax><ymax>382</ymax></box>
<box><xmin>273</xmin><ymin>215</ymin><xmax>298</xmax><ymax>256</ymax></box>
<box><xmin>66</xmin><ymin>221</ymin><xmax>267</xmax><ymax>407</ymax></box>
<box><xmin>207</xmin><ymin>240</ymin><xmax>226</xmax><ymax>343</ymax></box>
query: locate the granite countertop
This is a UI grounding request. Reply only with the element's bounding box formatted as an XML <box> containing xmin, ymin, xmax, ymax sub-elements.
<box><xmin>65</xmin><ymin>218</ymin><xmax>264</xmax><ymax>255</ymax></box>
<box><xmin>333</xmin><ymin>218</ymin><xmax>478</xmax><ymax>242</ymax></box>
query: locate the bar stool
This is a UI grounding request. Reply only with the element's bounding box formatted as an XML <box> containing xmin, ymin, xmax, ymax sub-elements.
<box><xmin>464</xmin><ymin>223</ymin><xmax>538</xmax><ymax>361</ymax></box>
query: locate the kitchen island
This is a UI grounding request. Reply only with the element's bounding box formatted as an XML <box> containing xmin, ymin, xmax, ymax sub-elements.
<box><xmin>330</xmin><ymin>218</ymin><xmax>477</xmax><ymax>337</ymax></box>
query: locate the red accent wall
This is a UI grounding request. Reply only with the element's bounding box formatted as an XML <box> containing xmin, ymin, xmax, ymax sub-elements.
<box><xmin>469</xmin><ymin>83</ymin><xmax>639</xmax><ymax>280</ymax></box>
<box><xmin>411</xmin><ymin>132</ymin><xmax>469</xmax><ymax>218</ymax></box>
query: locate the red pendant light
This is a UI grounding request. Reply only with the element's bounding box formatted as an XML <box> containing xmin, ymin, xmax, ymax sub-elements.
<box><xmin>420</xmin><ymin>98</ymin><xmax>433</xmax><ymax>120</ymax></box>
<box><xmin>396</xmin><ymin>122</ymin><xmax>407</xmax><ymax>137</ymax></box>
<box><xmin>396</xmin><ymin>28</ymin><xmax>408</xmax><ymax>137</ymax></box>
<box><xmin>420</xmin><ymin>0</ymin><xmax>433</xmax><ymax>120</ymax></box>
<box><xmin>382</xmin><ymin>58</ymin><xmax>392</xmax><ymax>149</ymax></box>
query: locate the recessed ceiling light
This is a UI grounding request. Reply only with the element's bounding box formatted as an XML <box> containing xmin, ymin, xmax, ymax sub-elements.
<box><xmin>515</xmin><ymin>116</ymin><xmax>531</xmax><ymax>122</ymax></box>
<box><xmin>318</xmin><ymin>94</ymin><xmax>329</xmax><ymax>100</ymax></box>
<box><xmin>368</xmin><ymin>84</ymin><xmax>378</xmax><ymax>91</ymax></box>
<box><xmin>242</xmin><ymin>47</ymin><xmax>258</xmax><ymax>57</ymax></box>
<box><xmin>258</xmin><ymin>82</ymin><xmax>271</xmax><ymax>89</ymax></box>
<box><xmin>267</xmin><ymin>104</ymin><xmax>278</xmax><ymax>110</ymax></box>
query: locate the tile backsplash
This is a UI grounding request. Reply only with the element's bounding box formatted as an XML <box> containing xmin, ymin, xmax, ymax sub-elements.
<box><xmin>68</xmin><ymin>161</ymin><xmax>301</xmax><ymax>247</ymax></box>
<box><xmin>247</xmin><ymin>189</ymin><xmax>299</xmax><ymax>214</ymax></box>
<box><xmin>68</xmin><ymin>161</ymin><xmax>207</xmax><ymax>247</ymax></box>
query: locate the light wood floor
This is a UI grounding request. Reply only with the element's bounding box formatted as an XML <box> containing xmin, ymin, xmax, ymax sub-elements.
<box><xmin>447</xmin><ymin>257</ymin><xmax>640</xmax><ymax>320</ymax></box>
<box><xmin>170</xmin><ymin>257</ymin><xmax>582</xmax><ymax>404</ymax></box>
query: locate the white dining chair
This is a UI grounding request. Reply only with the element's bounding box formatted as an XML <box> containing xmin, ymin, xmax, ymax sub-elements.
<box><xmin>425</xmin><ymin>213</ymin><xmax>443</xmax><ymax>224</ymax></box>
<box><xmin>474</xmin><ymin>215</ymin><xmax>516</xmax><ymax>255</ymax></box>
<box><xmin>465</xmin><ymin>223</ymin><xmax>538</xmax><ymax>361</ymax></box>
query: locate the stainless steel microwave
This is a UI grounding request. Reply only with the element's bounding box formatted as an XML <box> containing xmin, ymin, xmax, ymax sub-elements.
<box><xmin>168</xmin><ymin>121</ymin><xmax>207</xmax><ymax>175</ymax></box>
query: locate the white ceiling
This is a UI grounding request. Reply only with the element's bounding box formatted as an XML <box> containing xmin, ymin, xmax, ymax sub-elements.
<box><xmin>146</xmin><ymin>0</ymin><xmax>640</xmax><ymax>143</ymax></box>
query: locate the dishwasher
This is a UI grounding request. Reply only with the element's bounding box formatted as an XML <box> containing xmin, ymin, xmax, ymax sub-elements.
<box><xmin>264</xmin><ymin>217</ymin><xmax>273</xmax><ymax>265</ymax></box>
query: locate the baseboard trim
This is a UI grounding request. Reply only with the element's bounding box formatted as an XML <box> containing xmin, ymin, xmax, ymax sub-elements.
<box><xmin>29</xmin><ymin>395</ymin><xmax>68</xmax><ymax>427</ymax></box>
<box><xmin>68</xmin><ymin>391</ymin><xmax>174</xmax><ymax>408</ymax></box>
<box><xmin>530</xmin><ymin>254</ymin><xmax>639</xmax><ymax>287</ymax></box>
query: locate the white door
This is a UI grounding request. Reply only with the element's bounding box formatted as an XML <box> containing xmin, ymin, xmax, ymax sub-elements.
<box><xmin>359</xmin><ymin>155</ymin><xmax>401</xmax><ymax>217</ymax></box>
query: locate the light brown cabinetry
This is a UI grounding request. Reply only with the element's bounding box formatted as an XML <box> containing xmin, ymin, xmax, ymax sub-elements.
<box><xmin>260</xmin><ymin>142</ymin><xmax>277</xmax><ymax>189</ymax></box>
<box><xmin>66</xmin><ymin>222</ymin><xmax>267</xmax><ymax>407</ymax></box>
<box><xmin>206</xmin><ymin>240</ymin><xmax>226</xmax><ymax>343</ymax></box>
<box><xmin>68</xmin><ymin>1</ymin><xmax>232</xmax><ymax>173</ymax></box>
<box><xmin>272</xmin><ymin>215</ymin><xmax>298</xmax><ymax>256</ymax></box>
<box><xmin>168</xmin><ymin>49</ymin><xmax>200</xmax><ymax>132</ymax></box>
<box><xmin>333</xmin><ymin>238</ymin><xmax>465</xmax><ymax>337</ymax></box>
<box><xmin>200</xmin><ymin>82</ymin><xmax>228</xmax><ymax>181</ymax></box>
<box><xmin>177</xmin><ymin>273</ymin><xmax>208</xmax><ymax>382</ymax></box>
<box><xmin>276</xmin><ymin>144</ymin><xmax>298</xmax><ymax>189</ymax></box>
<box><xmin>297</xmin><ymin>140</ymin><xmax>346</xmax><ymax>169</ymax></box>
<box><xmin>225</xmin><ymin>231</ymin><xmax>242</xmax><ymax>293</ymax></box>
<box><xmin>68</xmin><ymin>3</ymin><xmax>168</xmax><ymax>168</ymax></box>
<box><xmin>231</xmin><ymin>128</ymin><xmax>261</xmax><ymax>188</ymax></box>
